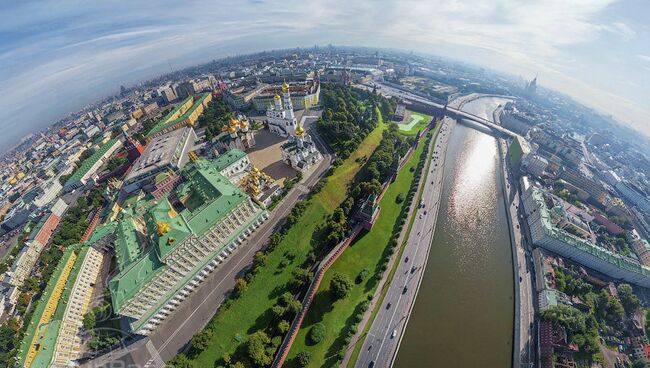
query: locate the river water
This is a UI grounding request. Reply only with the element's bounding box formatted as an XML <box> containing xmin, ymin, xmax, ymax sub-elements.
<box><xmin>394</xmin><ymin>98</ymin><xmax>514</xmax><ymax>368</ymax></box>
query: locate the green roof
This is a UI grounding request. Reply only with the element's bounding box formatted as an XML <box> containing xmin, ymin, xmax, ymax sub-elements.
<box><xmin>17</xmin><ymin>246</ymin><xmax>86</xmax><ymax>368</ymax></box>
<box><xmin>109</xmin><ymin>157</ymin><xmax>251</xmax><ymax>314</ymax></box>
<box><xmin>213</xmin><ymin>148</ymin><xmax>246</xmax><ymax>171</ymax></box>
<box><xmin>66</xmin><ymin>139</ymin><xmax>119</xmax><ymax>185</ymax></box>
<box><xmin>83</xmin><ymin>221</ymin><xmax>117</xmax><ymax>245</ymax></box>
<box><xmin>146</xmin><ymin>93</ymin><xmax>211</xmax><ymax>137</ymax></box>
<box><xmin>531</xmin><ymin>188</ymin><xmax>650</xmax><ymax>277</ymax></box>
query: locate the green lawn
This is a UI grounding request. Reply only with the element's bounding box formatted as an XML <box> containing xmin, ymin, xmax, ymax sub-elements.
<box><xmin>189</xmin><ymin>119</ymin><xmax>387</xmax><ymax>368</ymax></box>
<box><xmin>346</xmin><ymin>123</ymin><xmax>441</xmax><ymax>368</ymax></box>
<box><xmin>398</xmin><ymin>111</ymin><xmax>432</xmax><ymax>136</ymax></box>
<box><xmin>285</xmin><ymin>132</ymin><xmax>430</xmax><ymax>367</ymax></box>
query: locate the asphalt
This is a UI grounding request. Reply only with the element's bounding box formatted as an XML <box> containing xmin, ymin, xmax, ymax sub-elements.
<box><xmin>355</xmin><ymin>117</ymin><xmax>453</xmax><ymax>368</ymax></box>
<box><xmin>82</xmin><ymin>117</ymin><xmax>332</xmax><ymax>368</ymax></box>
<box><xmin>495</xmin><ymin>112</ymin><xmax>536</xmax><ymax>368</ymax></box>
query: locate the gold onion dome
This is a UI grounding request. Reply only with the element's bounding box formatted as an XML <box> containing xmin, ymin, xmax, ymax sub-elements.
<box><xmin>229</xmin><ymin>117</ymin><xmax>240</xmax><ymax>127</ymax></box>
<box><xmin>282</xmin><ymin>81</ymin><xmax>289</xmax><ymax>93</ymax></box>
<box><xmin>274</xmin><ymin>94</ymin><xmax>281</xmax><ymax>101</ymax></box>
<box><xmin>228</xmin><ymin>125</ymin><xmax>238</xmax><ymax>133</ymax></box>
<box><xmin>295</xmin><ymin>126</ymin><xmax>305</xmax><ymax>136</ymax></box>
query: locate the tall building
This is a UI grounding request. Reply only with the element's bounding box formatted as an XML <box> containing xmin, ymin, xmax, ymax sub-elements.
<box><xmin>109</xmin><ymin>158</ymin><xmax>268</xmax><ymax>335</ymax></box>
<box><xmin>266</xmin><ymin>82</ymin><xmax>298</xmax><ymax>137</ymax></box>
<box><xmin>524</xmin><ymin>76</ymin><xmax>537</xmax><ymax>97</ymax></box>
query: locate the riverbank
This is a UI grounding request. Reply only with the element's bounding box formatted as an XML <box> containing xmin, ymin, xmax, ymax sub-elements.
<box><xmin>394</xmin><ymin>98</ymin><xmax>514</xmax><ymax>367</ymax></box>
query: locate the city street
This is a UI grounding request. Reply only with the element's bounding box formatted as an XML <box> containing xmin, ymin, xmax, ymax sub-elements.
<box><xmin>82</xmin><ymin>124</ymin><xmax>332</xmax><ymax>368</ymax></box>
<box><xmin>355</xmin><ymin>117</ymin><xmax>453</xmax><ymax>368</ymax></box>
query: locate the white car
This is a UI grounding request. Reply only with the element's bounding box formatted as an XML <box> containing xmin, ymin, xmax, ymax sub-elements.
<box><xmin>391</xmin><ymin>329</ymin><xmax>397</xmax><ymax>338</ymax></box>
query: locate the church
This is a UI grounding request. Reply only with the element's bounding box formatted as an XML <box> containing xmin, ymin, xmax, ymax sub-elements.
<box><xmin>280</xmin><ymin>122</ymin><xmax>322</xmax><ymax>173</ymax></box>
<box><xmin>266</xmin><ymin>82</ymin><xmax>297</xmax><ymax>137</ymax></box>
<box><xmin>214</xmin><ymin>115</ymin><xmax>256</xmax><ymax>152</ymax></box>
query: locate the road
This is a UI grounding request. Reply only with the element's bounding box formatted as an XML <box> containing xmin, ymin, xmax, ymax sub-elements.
<box><xmin>495</xmin><ymin>110</ymin><xmax>536</xmax><ymax>368</ymax></box>
<box><xmin>355</xmin><ymin>117</ymin><xmax>453</xmax><ymax>368</ymax></box>
<box><xmin>83</xmin><ymin>119</ymin><xmax>332</xmax><ymax>368</ymax></box>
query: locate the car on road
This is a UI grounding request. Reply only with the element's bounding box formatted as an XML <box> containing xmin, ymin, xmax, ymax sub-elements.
<box><xmin>369</xmin><ymin>361</ymin><xmax>375</xmax><ymax>368</ymax></box>
<box><xmin>402</xmin><ymin>286</ymin><xmax>408</xmax><ymax>294</ymax></box>
<box><xmin>386</xmin><ymin>302</ymin><xmax>391</xmax><ymax>310</ymax></box>
<box><xmin>410</xmin><ymin>266</ymin><xmax>416</xmax><ymax>274</ymax></box>
<box><xmin>391</xmin><ymin>329</ymin><xmax>397</xmax><ymax>338</ymax></box>
<box><xmin>404</xmin><ymin>257</ymin><xmax>409</xmax><ymax>263</ymax></box>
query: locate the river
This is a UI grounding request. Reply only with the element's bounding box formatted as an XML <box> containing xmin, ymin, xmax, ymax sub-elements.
<box><xmin>394</xmin><ymin>97</ymin><xmax>514</xmax><ymax>368</ymax></box>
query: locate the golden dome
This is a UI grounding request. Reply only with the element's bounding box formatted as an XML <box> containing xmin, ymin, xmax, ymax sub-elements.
<box><xmin>274</xmin><ymin>94</ymin><xmax>281</xmax><ymax>101</ymax></box>
<box><xmin>228</xmin><ymin>125</ymin><xmax>238</xmax><ymax>133</ymax></box>
<box><xmin>282</xmin><ymin>81</ymin><xmax>289</xmax><ymax>93</ymax></box>
<box><xmin>157</xmin><ymin>222</ymin><xmax>170</xmax><ymax>236</ymax></box>
<box><xmin>240</xmin><ymin>119</ymin><xmax>249</xmax><ymax>128</ymax></box>
<box><xmin>295</xmin><ymin>126</ymin><xmax>305</xmax><ymax>136</ymax></box>
<box><xmin>229</xmin><ymin>117</ymin><xmax>240</xmax><ymax>126</ymax></box>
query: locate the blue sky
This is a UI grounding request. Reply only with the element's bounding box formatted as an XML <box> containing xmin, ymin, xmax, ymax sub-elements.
<box><xmin>0</xmin><ymin>0</ymin><xmax>648</xmax><ymax>153</ymax></box>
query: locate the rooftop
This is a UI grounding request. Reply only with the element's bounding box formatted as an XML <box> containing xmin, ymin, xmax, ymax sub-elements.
<box><xmin>146</xmin><ymin>93</ymin><xmax>211</xmax><ymax>137</ymax></box>
<box><xmin>125</xmin><ymin>126</ymin><xmax>194</xmax><ymax>183</ymax></box>
<box><xmin>109</xmin><ymin>157</ymin><xmax>249</xmax><ymax>312</ymax></box>
<box><xmin>66</xmin><ymin>138</ymin><xmax>119</xmax><ymax>185</ymax></box>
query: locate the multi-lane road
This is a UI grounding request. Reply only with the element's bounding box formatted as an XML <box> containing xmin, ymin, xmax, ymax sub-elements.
<box><xmin>355</xmin><ymin>117</ymin><xmax>453</xmax><ymax>368</ymax></box>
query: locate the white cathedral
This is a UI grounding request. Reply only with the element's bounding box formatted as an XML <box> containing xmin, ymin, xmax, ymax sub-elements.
<box><xmin>268</xmin><ymin>82</ymin><xmax>322</xmax><ymax>173</ymax></box>
<box><xmin>266</xmin><ymin>82</ymin><xmax>297</xmax><ymax>137</ymax></box>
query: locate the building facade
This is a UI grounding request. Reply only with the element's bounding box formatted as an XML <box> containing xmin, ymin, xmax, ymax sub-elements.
<box><xmin>521</xmin><ymin>183</ymin><xmax>650</xmax><ymax>288</ymax></box>
<box><xmin>266</xmin><ymin>82</ymin><xmax>297</xmax><ymax>137</ymax></box>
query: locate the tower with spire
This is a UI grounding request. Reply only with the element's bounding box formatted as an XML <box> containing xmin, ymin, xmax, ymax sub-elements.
<box><xmin>266</xmin><ymin>81</ymin><xmax>297</xmax><ymax>137</ymax></box>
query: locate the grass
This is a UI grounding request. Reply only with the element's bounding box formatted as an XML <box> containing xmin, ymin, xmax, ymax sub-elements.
<box><xmin>189</xmin><ymin>119</ymin><xmax>388</xmax><ymax>368</ymax></box>
<box><xmin>346</xmin><ymin>123</ymin><xmax>441</xmax><ymax>368</ymax></box>
<box><xmin>397</xmin><ymin>111</ymin><xmax>432</xmax><ymax>136</ymax></box>
<box><xmin>284</xmin><ymin>129</ymin><xmax>431</xmax><ymax>368</ymax></box>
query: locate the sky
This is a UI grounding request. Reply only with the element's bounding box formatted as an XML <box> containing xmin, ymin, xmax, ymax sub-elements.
<box><xmin>0</xmin><ymin>0</ymin><xmax>648</xmax><ymax>153</ymax></box>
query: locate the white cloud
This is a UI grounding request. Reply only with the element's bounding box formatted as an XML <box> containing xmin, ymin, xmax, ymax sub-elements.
<box><xmin>0</xmin><ymin>0</ymin><xmax>648</xmax><ymax>151</ymax></box>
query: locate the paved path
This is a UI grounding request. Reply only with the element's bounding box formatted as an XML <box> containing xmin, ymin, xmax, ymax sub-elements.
<box><xmin>354</xmin><ymin>118</ymin><xmax>453</xmax><ymax>368</ymax></box>
<box><xmin>82</xmin><ymin>127</ymin><xmax>333</xmax><ymax>368</ymax></box>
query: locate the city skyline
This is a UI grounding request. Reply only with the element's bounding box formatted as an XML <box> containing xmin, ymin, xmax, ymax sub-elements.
<box><xmin>0</xmin><ymin>0</ymin><xmax>649</xmax><ymax>154</ymax></box>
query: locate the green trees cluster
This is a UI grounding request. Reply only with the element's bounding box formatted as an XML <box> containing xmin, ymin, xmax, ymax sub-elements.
<box><xmin>200</xmin><ymin>97</ymin><xmax>234</xmax><ymax>141</ymax></box>
<box><xmin>330</xmin><ymin>273</ymin><xmax>353</xmax><ymax>300</ymax></box>
<box><xmin>308</xmin><ymin>323</ymin><xmax>326</xmax><ymax>345</ymax></box>
<box><xmin>350</xmin><ymin>125</ymin><xmax>409</xmax><ymax>201</ymax></box>
<box><xmin>317</xmin><ymin>84</ymin><xmax>396</xmax><ymax>159</ymax></box>
<box><xmin>617</xmin><ymin>283</ymin><xmax>640</xmax><ymax>316</ymax></box>
<box><xmin>540</xmin><ymin>304</ymin><xmax>599</xmax><ymax>356</ymax></box>
<box><xmin>0</xmin><ymin>318</ymin><xmax>22</xmax><ymax>367</ymax></box>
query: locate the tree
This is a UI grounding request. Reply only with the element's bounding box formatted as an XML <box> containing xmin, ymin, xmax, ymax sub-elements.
<box><xmin>271</xmin><ymin>304</ymin><xmax>286</xmax><ymax>319</ymax></box>
<box><xmin>191</xmin><ymin>328</ymin><xmax>213</xmax><ymax>351</ymax></box>
<box><xmin>286</xmin><ymin>299</ymin><xmax>302</xmax><ymax>315</ymax></box>
<box><xmin>296</xmin><ymin>351</ymin><xmax>312</xmax><ymax>367</ymax></box>
<box><xmin>278</xmin><ymin>320</ymin><xmax>290</xmax><ymax>334</ymax></box>
<box><xmin>330</xmin><ymin>273</ymin><xmax>352</xmax><ymax>300</ymax></box>
<box><xmin>231</xmin><ymin>362</ymin><xmax>245</xmax><ymax>368</ymax></box>
<box><xmin>246</xmin><ymin>331</ymin><xmax>273</xmax><ymax>367</ymax></box>
<box><xmin>292</xmin><ymin>268</ymin><xmax>312</xmax><ymax>288</ymax></box>
<box><xmin>83</xmin><ymin>311</ymin><xmax>96</xmax><ymax>331</ymax></box>
<box><xmin>618</xmin><ymin>283</ymin><xmax>641</xmax><ymax>316</ymax></box>
<box><xmin>356</xmin><ymin>268</ymin><xmax>370</xmax><ymax>284</ymax></box>
<box><xmin>308</xmin><ymin>323</ymin><xmax>326</xmax><ymax>344</ymax></box>
<box><xmin>167</xmin><ymin>353</ymin><xmax>192</xmax><ymax>368</ymax></box>
<box><xmin>234</xmin><ymin>279</ymin><xmax>248</xmax><ymax>296</ymax></box>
